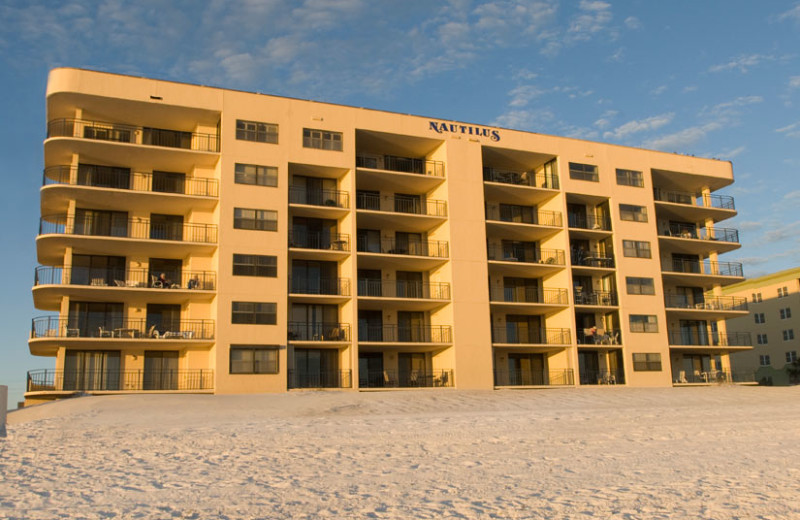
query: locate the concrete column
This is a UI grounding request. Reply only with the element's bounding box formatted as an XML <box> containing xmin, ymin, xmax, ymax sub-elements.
<box><xmin>0</xmin><ymin>385</ymin><xmax>7</xmax><ymax>437</ymax></box>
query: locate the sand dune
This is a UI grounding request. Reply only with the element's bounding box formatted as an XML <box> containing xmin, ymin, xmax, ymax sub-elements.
<box><xmin>2</xmin><ymin>387</ymin><xmax>799</xmax><ymax>519</ymax></box>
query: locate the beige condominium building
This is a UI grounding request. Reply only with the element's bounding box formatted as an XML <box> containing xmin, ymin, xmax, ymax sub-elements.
<box><xmin>25</xmin><ymin>67</ymin><xmax>753</xmax><ymax>404</ymax></box>
<box><xmin>721</xmin><ymin>267</ymin><xmax>800</xmax><ymax>385</ymax></box>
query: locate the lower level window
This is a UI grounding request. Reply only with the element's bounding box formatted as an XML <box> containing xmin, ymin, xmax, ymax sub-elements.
<box><xmin>232</xmin><ymin>301</ymin><xmax>277</xmax><ymax>324</ymax></box>
<box><xmin>230</xmin><ymin>345</ymin><xmax>279</xmax><ymax>374</ymax></box>
<box><xmin>787</xmin><ymin>351</ymin><xmax>798</xmax><ymax>363</ymax></box>
<box><xmin>759</xmin><ymin>355</ymin><xmax>771</xmax><ymax>366</ymax></box>
<box><xmin>632</xmin><ymin>353</ymin><xmax>662</xmax><ymax>371</ymax></box>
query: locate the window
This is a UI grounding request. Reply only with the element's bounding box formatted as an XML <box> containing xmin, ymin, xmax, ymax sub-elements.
<box><xmin>780</xmin><ymin>308</ymin><xmax>792</xmax><ymax>320</ymax></box>
<box><xmin>626</xmin><ymin>277</ymin><xmax>655</xmax><ymax>295</ymax></box>
<box><xmin>236</xmin><ymin>119</ymin><xmax>278</xmax><ymax>143</ymax></box>
<box><xmin>759</xmin><ymin>355</ymin><xmax>771</xmax><ymax>366</ymax></box>
<box><xmin>787</xmin><ymin>351</ymin><xmax>798</xmax><ymax>363</ymax></box>
<box><xmin>234</xmin><ymin>208</ymin><xmax>277</xmax><ymax>231</ymax></box>
<box><xmin>616</xmin><ymin>169</ymin><xmax>644</xmax><ymax>187</ymax></box>
<box><xmin>753</xmin><ymin>292</ymin><xmax>763</xmax><ymax>303</ymax></box>
<box><xmin>754</xmin><ymin>313</ymin><xmax>766</xmax><ymax>324</ymax></box>
<box><xmin>232</xmin><ymin>302</ymin><xmax>277</xmax><ymax>325</ymax></box>
<box><xmin>233</xmin><ymin>254</ymin><xmax>277</xmax><ymax>277</ymax></box>
<box><xmin>757</xmin><ymin>333</ymin><xmax>768</xmax><ymax>345</ymax></box>
<box><xmin>235</xmin><ymin>163</ymin><xmax>277</xmax><ymax>187</ymax></box>
<box><xmin>619</xmin><ymin>204</ymin><xmax>648</xmax><ymax>222</ymax></box>
<box><xmin>303</xmin><ymin>128</ymin><xmax>343</xmax><ymax>151</ymax></box>
<box><xmin>630</xmin><ymin>314</ymin><xmax>658</xmax><ymax>333</ymax></box>
<box><xmin>230</xmin><ymin>345</ymin><xmax>279</xmax><ymax>374</ymax></box>
<box><xmin>623</xmin><ymin>240</ymin><xmax>652</xmax><ymax>258</ymax></box>
<box><xmin>783</xmin><ymin>329</ymin><xmax>794</xmax><ymax>341</ymax></box>
<box><xmin>778</xmin><ymin>286</ymin><xmax>789</xmax><ymax>298</ymax></box>
<box><xmin>569</xmin><ymin>162</ymin><xmax>598</xmax><ymax>182</ymax></box>
<box><xmin>632</xmin><ymin>353</ymin><xmax>662</xmax><ymax>371</ymax></box>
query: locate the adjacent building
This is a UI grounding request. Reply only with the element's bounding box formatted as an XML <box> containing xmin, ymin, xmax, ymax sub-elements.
<box><xmin>25</xmin><ymin>68</ymin><xmax>752</xmax><ymax>404</ymax></box>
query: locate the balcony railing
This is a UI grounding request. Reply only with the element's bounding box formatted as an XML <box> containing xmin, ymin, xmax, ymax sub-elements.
<box><xmin>567</xmin><ymin>214</ymin><xmax>612</xmax><ymax>231</ymax></box>
<box><xmin>289</xmin><ymin>231</ymin><xmax>350</xmax><ymax>251</ymax></box>
<box><xmin>579</xmin><ymin>369</ymin><xmax>625</xmax><ymax>385</ymax></box>
<box><xmin>34</xmin><ymin>266</ymin><xmax>216</xmax><ymax>290</ymax></box>
<box><xmin>26</xmin><ymin>368</ymin><xmax>214</xmax><ymax>392</ymax></box>
<box><xmin>288</xmin><ymin>369</ymin><xmax>352</xmax><ymax>389</ymax></box>
<box><xmin>491</xmin><ymin>327</ymin><xmax>571</xmax><ymax>344</ymax></box>
<box><xmin>667</xmin><ymin>330</ymin><xmax>752</xmax><ymax>347</ymax></box>
<box><xmin>664</xmin><ymin>294</ymin><xmax>747</xmax><ymax>311</ymax></box>
<box><xmin>287</xmin><ymin>322</ymin><xmax>350</xmax><ymax>341</ymax></box>
<box><xmin>358</xmin><ymin>325</ymin><xmax>452</xmax><ymax>343</ymax></box>
<box><xmin>356</xmin><ymin>154</ymin><xmax>445</xmax><ymax>177</ymax></box>
<box><xmin>47</xmin><ymin>119</ymin><xmax>220</xmax><ymax>152</ymax></box>
<box><xmin>659</xmin><ymin>224</ymin><xmax>739</xmax><ymax>243</ymax></box>
<box><xmin>665</xmin><ymin>259</ymin><xmax>744</xmax><ymax>277</ymax></box>
<box><xmin>653</xmin><ymin>188</ymin><xmax>735</xmax><ymax>210</ymax></box>
<box><xmin>576</xmin><ymin>328</ymin><xmax>622</xmax><ymax>345</ymax></box>
<box><xmin>485</xmin><ymin>204</ymin><xmax>562</xmax><ymax>227</ymax></box>
<box><xmin>357</xmin><ymin>237</ymin><xmax>449</xmax><ymax>258</ymax></box>
<box><xmin>356</xmin><ymin>192</ymin><xmax>448</xmax><ymax>217</ymax></box>
<box><xmin>493</xmin><ymin>369</ymin><xmax>574</xmax><ymax>386</ymax></box>
<box><xmin>574</xmin><ymin>290</ymin><xmax>618</xmax><ymax>306</ymax></box>
<box><xmin>39</xmin><ymin>215</ymin><xmax>218</xmax><ymax>244</ymax></box>
<box><xmin>43</xmin><ymin>166</ymin><xmax>219</xmax><ymax>197</ymax></box>
<box><xmin>571</xmin><ymin>252</ymin><xmax>615</xmax><ymax>268</ymax></box>
<box><xmin>487</xmin><ymin>245</ymin><xmax>565</xmax><ymax>265</ymax></box>
<box><xmin>357</xmin><ymin>280</ymin><xmax>451</xmax><ymax>300</ymax></box>
<box><xmin>359</xmin><ymin>368</ymin><xmax>453</xmax><ymax>388</ymax></box>
<box><xmin>675</xmin><ymin>370</ymin><xmax>756</xmax><ymax>384</ymax></box>
<box><xmin>289</xmin><ymin>186</ymin><xmax>349</xmax><ymax>208</ymax></box>
<box><xmin>289</xmin><ymin>277</ymin><xmax>351</xmax><ymax>296</ymax></box>
<box><xmin>489</xmin><ymin>286</ymin><xmax>569</xmax><ymax>305</ymax></box>
<box><xmin>31</xmin><ymin>316</ymin><xmax>215</xmax><ymax>340</ymax></box>
<box><xmin>483</xmin><ymin>167</ymin><xmax>559</xmax><ymax>189</ymax></box>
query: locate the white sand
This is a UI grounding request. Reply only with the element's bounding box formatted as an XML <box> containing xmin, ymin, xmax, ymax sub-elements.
<box><xmin>2</xmin><ymin>387</ymin><xmax>799</xmax><ymax>519</ymax></box>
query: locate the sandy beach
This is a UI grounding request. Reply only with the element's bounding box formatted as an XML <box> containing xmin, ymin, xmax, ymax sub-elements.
<box><xmin>2</xmin><ymin>386</ymin><xmax>799</xmax><ymax>519</ymax></box>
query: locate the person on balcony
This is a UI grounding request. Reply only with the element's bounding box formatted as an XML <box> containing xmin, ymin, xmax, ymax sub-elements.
<box><xmin>158</xmin><ymin>273</ymin><xmax>171</xmax><ymax>289</ymax></box>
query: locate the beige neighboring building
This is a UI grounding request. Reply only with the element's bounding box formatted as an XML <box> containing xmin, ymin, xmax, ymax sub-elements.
<box><xmin>24</xmin><ymin>67</ymin><xmax>753</xmax><ymax>405</ymax></box>
<box><xmin>722</xmin><ymin>267</ymin><xmax>800</xmax><ymax>385</ymax></box>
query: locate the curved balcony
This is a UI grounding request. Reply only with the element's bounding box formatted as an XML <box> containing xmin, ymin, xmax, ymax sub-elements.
<box><xmin>493</xmin><ymin>368</ymin><xmax>574</xmax><ymax>387</ymax></box>
<box><xmin>43</xmin><ymin>166</ymin><xmax>218</xmax><ymax>196</ymax></box>
<box><xmin>491</xmin><ymin>327</ymin><xmax>571</xmax><ymax>345</ymax></box>
<box><xmin>287</xmin><ymin>322</ymin><xmax>351</xmax><ymax>342</ymax></box>
<box><xmin>667</xmin><ymin>330</ymin><xmax>752</xmax><ymax>349</ymax></box>
<box><xmin>357</xmin><ymin>325</ymin><xmax>452</xmax><ymax>344</ymax></box>
<box><xmin>658</xmin><ymin>224</ymin><xmax>740</xmax><ymax>254</ymax></box>
<box><xmin>47</xmin><ymin>119</ymin><xmax>219</xmax><ymax>152</ymax></box>
<box><xmin>26</xmin><ymin>368</ymin><xmax>214</xmax><ymax>394</ymax></box>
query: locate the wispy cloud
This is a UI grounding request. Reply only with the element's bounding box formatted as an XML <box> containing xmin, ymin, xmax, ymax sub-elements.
<box><xmin>790</xmin><ymin>76</ymin><xmax>800</xmax><ymax>88</ymax></box>
<box><xmin>708</xmin><ymin>54</ymin><xmax>776</xmax><ymax>73</ymax></box>
<box><xmin>567</xmin><ymin>0</ymin><xmax>613</xmax><ymax>41</ymax></box>
<box><xmin>603</xmin><ymin>112</ymin><xmax>674</xmax><ymax>140</ymax></box>
<box><xmin>776</xmin><ymin>3</ymin><xmax>800</xmax><ymax>22</ymax></box>
<box><xmin>623</xmin><ymin>16</ymin><xmax>641</xmax><ymax>29</ymax></box>
<box><xmin>642</xmin><ymin>122</ymin><xmax>722</xmax><ymax>151</ymax></box>
<box><xmin>776</xmin><ymin>122</ymin><xmax>800</xmax><ymax>138</ymax></box>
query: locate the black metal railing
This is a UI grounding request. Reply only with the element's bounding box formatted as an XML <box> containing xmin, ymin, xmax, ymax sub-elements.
<box><xmin>574</xmin><ymin>290</ymin><xmax>618</xmax><ymax>306</ymax></box>
<box><xmin>358</xmin><ymin>237</ymin><xmax>449</xmax><ymax>258</ymax></box>
<box><xmin>358</xmin><ymin>325</ymin><xmax>452</xmax><ymax>343</ymax></box>
<box><xmin>359</xmin><ymin>368</ymin><xmax>454</xmax><ymax>388</ymax></box>
<box><xmin>288</xmin><ymin>231</ymin><xmax>350</xmax><ymax>251</ymax></box>
<box><xmin>665</xmin><ymin>259</ymin><xmax>744</xmax><ymax>277</ymax></box>
<box><xmin>576</xmin><ymin>328</ymin><xmax>622</xmax><ymax>345</ymax></box>
<box><xmin>567</xmin><ymin>214</ymin><xmax>612</xmax><ymax>231</ymax></box>
<box><xmin>34</xmin><ymin>266</ymin><xmax>216</xmax><ymax>290</ymax></box>
<box><xmin>39</xmin><ymin>215</ymin><xmax>218</xmax><ymax>244</ymax></box>
<box><xmin>47</xmin><ymin>119</ymin><xmax>220</xmax><ymax>152</ymax></box>
<box><xmin>667</xmin><ymin>330</ymin><xmax>752</xmax><ymax>347</ymax></box>
<box><xmin>659</xmin><ymin>223</ymin><xmax>739</xmax><ymax>243</ymax></box>
<box><xmin>488</xmin><ymin>286</ymin><xmax>569</xmax><ymax>304</ymax></box>
<box><xmin>491</xmin><ymin>327</ymin><xmax>571</xmax><ymax>344</ymax></box>
<box><xmin>484</xmin><ymin>204</ymin><xmax>562</xmax><ymax>227</ymax></box>
<box><xmin>571</xmin><ymin>252</ymin><xmax>615</xmax><ymax>268</ymax></box>
<box><xmin>493</xmin><ymin>369</ymin><xmax>574</xmax><ymax>386</ymax></box>
<box><xmin>42</xmin><ymin>166</ymin><xmax>219</xmax><ymax>197</ymax></box>
<box><xmin>652</xmin><ymin>188</ymin><xmax>735</xmax><ymax>210</ymax></box>
<box><xmin>26</xmin><ymin>368</ymin><xmax>214</xmax><ymax>392</ymax></box>
<box><xmin>357</xmin><ymin>280</ymin><xmax>451</xmax><ymax>300</ymax></box>
<box><xmin>674</xmin><ymin>370</ymin><xmax>756</xmax><ymax>384</ymax></box>
<box><xmin>287</xmin><ymin>322</ymin><xmax>351</xmax><ymax>341</ymax></box>
<box><xmin>31</xmin><ymin>316</ymin><xmax>215</xmax><ymax>340</ymax></box>
<box><xmin>288</xmin><ymin>369</ymin><xmax>352</xmax><ymax>389</ymax></box>
<box><xmin>487</xmin><ymin>245</ymin><xmax>565</xmax><ymax>265</ymax></box>
<box><xmin>356</xmin><ymin>192</ymin><xmax>448</xmax><ymax>217</ymax></box>
<box><xmin>288</xmin><ymin>186</ymin><xmax>350</xmax><ymax>208</ymax></box>
<box><xmin>356</xmin><ymin>154</ymin><xmax>445</xmax><ymax>177</ymax></box>
<box><xmin>663</xmin><ymin>294</ymin><xmax>747</xmax><ymax>311</ymax></box>
<box><xmin>289</xmin><ymin>277</ymin><xmax>351</xmax><ymax>296</ymax></box>
<box><xmin>483</xmin><ymin>167</ymin><xmax>559</xmax><ymax>189</ymax></box>
<box><xmin>579</xmin><ymin>369</ymin><xmax>625</xmax><ymax>385</ymax></box>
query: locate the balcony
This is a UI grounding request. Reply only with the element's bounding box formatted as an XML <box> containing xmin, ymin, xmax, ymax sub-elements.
<box><xmin>358</xmin><ymin>325</ymin><xmax>452</xmax><ymax>343</ymax></box>
<box><xmin>483</xmin><ymin>167</ymin><xmax>559</xmax><ymax>189</ymax></box>
<box><xmin>579</xmin><ymin>369</ymin><xmax>625</xmax><ymax>385</ymax></box>
<box><xmin>360</xmin><ymin>368</ymin><xmax>453</xmax><ymax>388</ymax></box>
<box><xmin>576</xmin><ymin>328</ymin><xmax>622</xmax><ymax>345</ymax></box>
<box><xmin>674</xmin><ymin>370</ymin><xmax>756</xmax><ymax>384</ymax></box>
<box><xmin>31</xmin><ymin>316</ymin><xmax>215</xmax><ymax>341</ymax></box>
<box><xmin>567</xmin><ymin>214</ymin><xmax>612</xmax><ymax>232</ymax></box>
<box><xmin>493</xmin><ymin>369</ymin><xmax>574</xmax><ymax>387</ymax></box>
<box><xmin>487</xmin><ymin>245</ymin><xmax>565</xmax><ymax>266</ymax></box>
<box><xmin>287</xmin><ymin>322</ymin><xmax>351</xmax><ymax>342</ymax></box>
<box><xmin>26</xmin><ymin>368</ymin><xmax>214</xmax><ymax>393</ymax></box>
<box><xmin>43</xmin><ymin>166</ymin><xmax>218</xmax><ymax>197</ymax></box>
<box><xmin>667</xmin><ymin>330</ymin><xmax>752</xmax><ymax>348</ymax></box>
<box><xmin>39</xmin><ymin>215</ymin><xmax>217</xmax><ymax>243</ymax></box>
<box><xmin>571</xmin><ymin>252</ymin><xmax>615</xmax><ymax>269</ymax></box>
<box><xmin>491</xmin><ymin>327</ymin><xmax>571</xmax><ymax>345</ymax></box>
<box><xmin>289</xmin><ymin>186</ymin><xmax>349</xmax><ymax>209</ymax></box>
<box><xmin>653</xmin><ymin>188</ymin><xmax>734</xmax><ymax>210</ymax></box>
<box><xmin>658</xmin><ymin>224</ymin><xmax>740</xmax><ymax>254</ymax></box>
<box><xmin>35</xmin><ymin>266</ymin><xmax>215</xmax><ymax>290</ymax></box>
<box><xmin>357</xmin><ymin>237</ymin><xmax>449</xmax><ymax>258</ymax></box>
<box><xmin>653</xmin><ymin>188</ymin><xmax>736</xmax><ymax>222</ymax></box>
<box><xmin>662</xmin><ymin>260</ymin><xmax>744</xmax><ymax>286</ymax></box>
<box><xmin>357</xmin><ymin>192</ymin><xmax>447</xmax><ymax>217</ymax></box>
<box><xmin>574</xmin><ymin>290</ymin><xmax>618</xmax><ymax>306</ymax></box>
<box><xmin>664</xmin><ymin>294</ymin><xmax>747</xmax><ymax>312</ymax></box>
<box><xmin>289</xmin><ymin>277</ymin><xmax>351</xmax><ymax>297</ymax></box>
<box><xmin>47</xmin><ymin>119</ymin><xmax>220</xmax><ymax>152</ymax></box>
<box><xmin>489</xmin><ymin>286</ymin><xmax>569</xmax><ymax>305</ymax></box>
<box><xmin>288</xmin><ymin>369</ymin><xmax>352</xmax><ymax>389</ymax></box>
<box><xmin>356</xmin><ymin>154</ymin><xmax>444</xmax><ymax>177</ymax></box>
<box><xmin>358</xmin><ymin>280</ymin><xmax>450</xmax><ymax>300</ymax></box>
<box><xmin>288</xmin><ymin>231</ymin><xmax>351</xmax><ymax>254</ymax></box>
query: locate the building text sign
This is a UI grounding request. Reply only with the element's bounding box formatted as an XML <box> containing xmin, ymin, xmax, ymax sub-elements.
<box><xmin>429</xmin><ymin>121</ymin><xmax>500</xmax><ymax>142</ymax></box>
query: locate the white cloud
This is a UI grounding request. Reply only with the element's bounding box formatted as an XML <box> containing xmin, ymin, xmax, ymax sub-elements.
<box><xmin>682</xmin><ymin>85</ymin><xmax>698</xmax><ymax>93</ymax></box>
<box><xmin>508</xmin><ymin>85</ymin><xmax>547</xmax><ymax>107</ymax></box>
<box><xmin>708</xmin><ymin>54</ymin><xmax>775</xmax><ymax>73</ymax></box>
<box><xmin>777</xmin><ymin>3</ymin><xmax>800</xmax><ymax>22</ymax></box>
<box><xmin>624</xmin><ymin>16</ymin><xmax>641</xmax><ymax>29</ymax></box>
<box><xmin>650</xmin><ymin>85</ymin><xmax>667</xmax><ymax>96</ymax></box>
<box><xmin>642</xmin><ymin>122</ymin><xmax>722</xmax><ymax>151</ymax></box>
<box><xmin>568</xmin><ymin>0</ymin><xmax>612</xmax><ymax>41</ymax></box>
<box><xmin>790</xmin><ymin>76</ymin><xmax>800</xmax><ymax>88</ymax></box>
<box><xmin>491</xmin><ymin>108</ymin><xmax>556</xmax><ymax>130</ymax></box>
<box><xmin>776</xmin><ymin>122</ymin><xmax>800</xmax><ymax>137</ymax></box>
<box><xmin>603</xmin><ymin>112</ymin><xmax>674</xmax><ymax>140</ymax></box>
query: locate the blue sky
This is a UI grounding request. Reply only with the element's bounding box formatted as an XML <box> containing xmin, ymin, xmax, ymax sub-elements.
<box><xmin>0</xmin><ymin>0</ymin><xmax>798</xmax><ymax>404</ymax></box>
